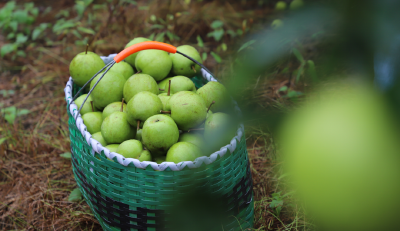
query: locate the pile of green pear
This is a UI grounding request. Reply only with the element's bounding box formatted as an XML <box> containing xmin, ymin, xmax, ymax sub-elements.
<box><xmin>70</xmin><ymin>38</ymin><xmax>237</xmax><ymax>164</ymax></box>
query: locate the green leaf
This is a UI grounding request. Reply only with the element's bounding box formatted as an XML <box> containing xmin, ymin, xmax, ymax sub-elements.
<box><xmin>149</xmin><ymin>24</ymin><xmax>164</xmax><ymax>30</ymax></box>
<box><xmin>120</xmin><ymin>0</ymin><xmax>137</xmax><ymax>5</ymax></box>
<box><xmin>148</xmin><ymin>33</ymin><xmax>155</xmax><ymax>41</ymax></box>
<box><xmin>1</xmin><ymin>44</ymin><xmax>17</xmax><ymax>57</ymax></box>
<box><xmin>166</xmin><ymin>31</ymin><xmax>175</xmax><ymax>41</ymax></box>
<box><xmin>292</xmin><ymin>47</ymin><xmax>305</xmax><ymax>63</ymax></box>
<box><xmin>30</xmin><ymin>8</ymin><xmax>39</xmax><ymax>17</ymax></box>
<box><xmin>68</xmin><ymin>188</ymin><xmax>82</xmax><ymax>202</ymax></box>
<box><xmin>16</xmin><ymin>50</ymin><xmax>26</xmax><ymax>57</ymax></box>
<box><xmin>32</xmin><ymin>23</ymin><xmax>48</xmax><ymax>40</ymax></box>
<box><xmin>17</xmin><ymin>109</ymin><xmax>30</xmax><ymax>116</ymax></box>
<box><xmin>60</xmin><ymin>152</ymin><xmax>72</xmax><ymax>159</ymax></box>
<box><xmin>9</xmin><ymin>21</ymin><xmax>18</xmax><ymax>32</ymax></box>
<box><xmin>221</xmin><ymin>43</ymin><xmax>227</xmax><ymax>51</ymax></box>
<box><xmin>210</xmin><ymin>51</ymin><xmax>222</xmax><ymax>63</ymax></box>
<box><xmin>0</xmin><ymin>137</ymin><xmax>9</xmax><ymax>145</ymax></box>
<box><xmin>16</xmin><ymin>33</ymin><xmax>28</xmax><ymax>44</ymax></box>
<box><xmin>155</xmin><ymin>32</ymin><xmax>165</xmax><ymax>42</ymax></box>
<box><xmin>75</xmin><ymin>1</ymin><xmax>86</xmax><ymax>18</ymax></box>
<box><xmin>72</xmin><ymin>30</ymin><xmax>82</xmax><ymax>39</ymax></box>
<box><xmin>279</xmin><ymin>86</ymin><xmax>288</xmax><ymax>92</ymax></box>
<box><xmin>238</xmin><ymin>40</ymin><xmax>256</xmax><ymax>52</ymax></box>
<box><xmin>202</xmin><ymin>52</ymin><xmax>207</xmax><ymax>61</ymax></box>
<box><xmin>53</xmin><ymin>20</ymin><xmax>76</xmax><ymax>33</ymax></box>
<box><xmin>197</xmin><ymin>35</ymin><xmax>204</xmax><ymax>48</ymax></box>
<box><xmin>150</xmin><ymin>14</ymin><xmax>157</xmax><ymax>22</ymax></box>
<box><xmin>210</xmin><ymin>20</ymin><xmax>224</xmax><ymax>29</ymax></box>
<box><xmin>207</xmin><ymin>29</ymin><xmax>224</xmax><ymax>41</ymax></box>
<box><xmin>7</xmin><ymin>33</ymin><xmax>15</xmax><ymax>40</ymax></box>
<box><xmin>227</xmin><ymin>29</ymin><xmax>236</xmax><ymax>37</ymax></box>
<box><xmin>77</xmin><ymin>27</ymin><xmax>95</xmax><ymax>35</ymax></box>
<box><xmin>1</xmin><ymin>106</ymin><xmax>17</xmax><ymax>124</ymax></box>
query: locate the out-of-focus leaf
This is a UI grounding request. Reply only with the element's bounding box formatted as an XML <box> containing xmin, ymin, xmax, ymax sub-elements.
<box><xmin>227</xmin><ymin>29</ymin><xmax>236</xmax><ymax>37</ymax></box>
<box><xmin>279</xmin><ymin>86</ymin><xmax>288</xmax><ymax>92</ymax></box>
<box><xmin>16</xmin><ymin>50</ymin><xmax>26</xmax><ymax>57</ymax></box>
<box><xmin>77</xmin><ymin>27</ymin><xmax>95</xmax><ymax>35</ymax></box>
<box><xmin>72</xmin><ymin>30</ymin><xmax>82</xmax><ymax>39</ymax></box>
<box><xmin>120</xmin><ymin>0</ymin><xmax>137</xmax><ymax>5</ymax></box>
<box><xmin>68</xmin><ymin>188</ymin><xmax>82</xmax><ymax>202</ymax></box>
<box><xmin>238</xmin><ymin>40</ymin><xmax>256</xmax><ymax>52</ymax></box>
<box><xmin>207</xmin><ymin>29</ymin><xmax>224</xmax><ymax>41</ymax></box>
<box><xmin>202</xmin><ymin>52</ymin><xmax>207</xmax><ymax>61</ymax></box>
<box><xmin>32</xmin><ymin>23</ymin><xmax>48</xmax><ymax>40</ymax></box>
<box><xmin>17</xmin><ymin>109</ymin><xmax>30</xmax><ymax>116</ymax></box>
<box><xmin>150</xmin><ymin>24</ymin><xmax>164</xmax><ymax>30</ymax></box>
<box><xmin>221</xmin><ymin>43</ymin><xmax>227</xmax><ymax>51</ymax></box>
<box><xmin>155</xmin><ymin>32</ymin><xmax>165</xmax><ymax>42</ymax></box>
<box><xmin>7</xmin><ymin>33</ymin><xmax>15</xmax><ymax>40</ymax></box>
<box><xmin>15</xmin><ymin>33</ymin><xmax>28</xmax><ymax>44</ymax></box>
<box><xmin>210</xmin><ymin>52</ymin><xmax>222</xmax><ymax>63</ymax></box>
<box><xmin>75</xmin><ymin>1</ymin><xmax>86</xmax><ymax>18</ymax></box>
<box><xmin>292</xmin><ymin>47</ymin><xmax>305</xmax><ymax>63</ymax></box>
<box><xmin>197</xmin><ymin>35</ymin><xmax>204</xmax><ymax>48</ymax></box>
<box><xmin>60</xmin><ymin>152</ymin><xmax>72</xmax><ymax>159</ymax></box>
<box><xmin>1</xmin><ymin>106</ymin><xmax>17</xmax><ymax>124</ymax></box>
<box><xmin>148</xmin><ymin>33</ymin><xmax>155</xmax><ymax>40</ymax></box>
<box><xmin>166</xmin><ymin>31</ymin><xmax>176</xmax><ymax>41</ymax></box>
<box><xmin>9</xmin><ymin>21</ymin><xmax>18</xmax><ymax>32</ymax></box>
<box><xmin>0</xmin><ymin>137</ymin><xmax>9</xmax><ymax>145</ymax></box>
<box><xmin>210</xmin><ymin>20</ymin><xmax>224</xmax><ymax>29</ymax></box>
<box><xmin>1</xmin><ymin>44</ymin><xmax>17</xmax><ymax>57</ymax></box>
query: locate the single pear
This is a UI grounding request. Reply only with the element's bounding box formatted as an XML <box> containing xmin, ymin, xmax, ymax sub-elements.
<box><xmin>126</xmin><ymin>91</ymin><xmax>163</xmax><ymax>123</ymax></box>
<box><xmin>169</xmin><ymin>91</ymin><xmax>207</xmax><ymax>131</ymax></box>
<box><xmin>179</xmin><ymin>133</ymin><xmax>205</xmax><ymax>148</ymax></box>
<box><xmin>154</xmin><ymin>156</ymin><xmax>166</xmax><ymax>164</ymax></box>
<box><xmin>271</xmin><ymin>19</ymin><xmax>284</xmax><ymax>29</ymax></box>
<box><xmin>170</xmin><ymin>45</ymin><xmax>202</xmax><ymax>78</ymax></box>
<box><xmin>74</xmin><ymin>94</ymin><xmax>98</xmax><ymax>115</ymax></box>
<box><xmin>275</xmin><ymin>1</ymin><xmax>287</xmax><ymax>11</ymax></box>
<box><xmin>290</xmin><ymin>0</ymin><xmax>304</xmax><ymax>10</ymax></box>
<box><xmin>158</xmin><ymin>93</ymin><xmax>171</xmax><ymax>111</ymax></box>
<box><xmin>197</xmin><ymin>81</ymin><xmax>230</xmax><ymax>112</ymax></box>
<box><xmin>109</xmin><ymin>61</ymin><xmax>134</xmax><ymax>80</ymax></box>
<box><xmin>102</xmin><ymin>102</ymin><xmax>127</xmax><ymax>120</ymax></box>
<box><xmin>158</xmin><ymin>77</ymin><xmax>173</xmax><ymax>93</ymax></box>
<box><xmin>116</xmin><ymin>139</ymin><xmax>143</xmax><ymax>159</ymax></box>
<box><xmin>166</xmin><ymin>142</ymin><xmax>203</xmax><ymax>163</ymax></box>
<box><xmin>142</xmin><ymin>114</ymin><xmax>179</xmax><ymax>157</ymax></box>
<box><xmin>139</xmin><ymin>150</ymin><xmax>152</xmax><ymax>161</ymax></box>
<box><xmin>204</xmin><ymin>113</ymin><xmax>237</xmax><ymax>153</ymax></box>
<box><xmin>89</xmin><ymin>71</ymin><xmax>126</xmax><ymax>109</ymax></box>
<box><xmin>169</xmin><ymin>76</ymin><xmax>196</xmax><ymax>94</ymax></box>
<box><xmin>136</xmin><ymin>129</ymin><xmax>143</xmax><ymax>141</ymax></box>
<box><xmin>69</xmin><ymin>51</ymin><xmax>104</xmax><ymax>87</ymax></box>
<box><xmin>124</xmin><ymin>37</ymin><xmax>151</xmax><ymax>67</ymax></box>
<box><xmin>101</xmin><ymin>111</ymin><xmax>136</xmax><ymax>144</ymax></box>
<box><xmin>123</xmin><ymin>73</ymin><xmax>159</xmax><ymax>102</ymax></box>
<box><xmin>105</xmin><ymin>144</ymin><xmax>119</xmax><ymax>153</ymax></box>
<box><xmin>135</xmin><ymin>50</ymin><xmax>172</xmax><ymax>81</ymax></box>
<box><xmin>92</xmin><ymin>131</ymin><xmax>107</xmax><ymax>146</ymax></box>
<box><xmin>82</xmin><ymin>112</ymin><xmax>103</xmax><ymax>134</ymax></box>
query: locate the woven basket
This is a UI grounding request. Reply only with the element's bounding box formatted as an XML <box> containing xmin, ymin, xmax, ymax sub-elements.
<box><xmin>64</xmin><ymin>51</ymin><xmax>254</xmax><ymax>231</ymax></box>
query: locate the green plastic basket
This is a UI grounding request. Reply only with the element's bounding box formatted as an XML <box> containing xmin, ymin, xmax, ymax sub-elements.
<box><xmin>64</xmin><ymin>49</ymin><xmax>254</xmax><ymax>231</ymax></box>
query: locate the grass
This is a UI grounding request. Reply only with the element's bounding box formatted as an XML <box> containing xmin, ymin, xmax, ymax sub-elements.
<box><xmin>0</xmin><ymin>0</ymin><xmax>316</xmax><ymax>230</ymax></box>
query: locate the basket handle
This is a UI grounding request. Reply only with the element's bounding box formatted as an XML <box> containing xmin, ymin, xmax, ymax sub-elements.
<box><xmin>114</xmin><ymin>41</ymin><xmax>177</xmax><ymax>63</ymax></box>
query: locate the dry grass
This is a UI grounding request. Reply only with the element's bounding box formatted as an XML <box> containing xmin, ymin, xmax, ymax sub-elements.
<box><xmin>0</xmin><ymin>0</ymin><xmax>310</xmax><ymax>230</ymax></box>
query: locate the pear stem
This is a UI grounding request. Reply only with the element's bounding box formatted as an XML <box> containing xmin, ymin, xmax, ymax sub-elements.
<box><xmin>207</xmin><ymin>101</ymin><xmax>215</xmax><ymax>113</ymax></box>
<box><xmin>160</xmin><ymin>110</ymin><xmax>171</xmax><ymax>114</ymax></box>
<box><xmin>191</xmin><ymin>65</ymin><xmax>196</xmax><ymax>73</ymax></box>
<box><xmin>90</xmin><ymin>101</ymin><xmax>94</xmax><ymax>112</ymax></box>
<box><xmin>167</xmin><ymin>80</ymin><xmax>171</xmax><ymax>96</ymax></box>
<box><xmin>159</xmin><ymin>88</ymin><xmax>164</xmax><ymax>91</ymax></box>
<box><xmin>121</xmin><ymin>98</ymin><xmax>124</xmax><ymax>112</ymax></box>
<box><xmin>136</xmin><ymin>71</ymin><xmax>141</xmax><ymax>74</ymax></box>
<box><xmin>85</xmin><ymin>44</ymin><xmax>89</xmax><ymax>54</ymax></box>
<box><xmin>188</xmin><ymin>128</ymin><xmax>204</xmax><ymax>132</ymax></box>
<box><xmin>137</xmin><ymin>120</ymin><xmax>140</xmax><ymax>131</ymax></box>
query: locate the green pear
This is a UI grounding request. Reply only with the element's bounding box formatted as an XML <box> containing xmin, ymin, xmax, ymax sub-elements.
<box><xmin>166</xmin><ymin>142</ymin><xmax>203</xmax><ymax>163</ymax></box>
<box><xmin>92</xmin><ymin>131</ymin><xmax>107</xmax><ymax>146</ymax></box>
<box><xmin>169</xmin><ymin>91</ymin><xmax>207</xmax><ymax>131</ymax></box>
<box><xmin>142</xmin><ymin>114</ymin><xmax>179</xmax><ymax>157</ymax></box>
<box><xmin>124</xmin><ymin>37</ymin><xmax>151</xmax><ymax>67</ymax></box>
<box><xmin>158</xmin><ymin>77</ymin><xmax>173</xmax><ymax>93</ymax></box>
<box><xmin>101</xmin><ymin>111</ymin><xmax>136</xmax><ymax>144</ymax></box>
<box><xmin>116</xmin><ymin>139</ymin><xmax>143</xmax><ymax>159</ymax></box>
<box><xmin>75</xmin><ymin>94</ymin><xmax>98</xmax><ymax>115</ymax></box>
<box><xmin>169</xmin><ymin>76</ymin><xmax>196</xmax><ymax>94</ymax></box>
<box><xmin>89</xmin><ymin>71</ymin><xmax>126</xmax><ymax>109</ymax></box>
<box><xmin>105</xmin><ymin>144</ymin><xmax>119</xmax><ymax>153</ymax></box>
<box><xmin>139</xmin><ymin>150</ymin><xmax>152</xmax><ymax>161</ymax></box>
<box><xmin>158</xmin><ymin>93</ymin><xmax>171</xmax><ymax>111</ymax></box>
<box><xmin>154</xmin><ymin>156</ymin><xmax>166</xmax><ymax>164</ymax></box>
<box><xmin>170</xmin><ymin>45</ymin><xmax>202</xmax><ymax>78</ymax></box>
<box><xmin>136</xmin><ymin>129</ymin><xmax>142</xmax><ymax>141</ymax></box>
<box><xmin>204</xmin><ymin>113</ymin><xmax>237</xmax><ymax>152</ymax></box>
<box><xmin>102</xmin><ymin>102</ymin><xmax>127</xmax><ymax>120</ymax></box>
<box><xmin>123</xmin><ymin>74</ymin><xmax>159</xmax><ymax>102</ymax></box>
<box><xmin>69</xmin><ymin>51</ymin><xmax>104</xmax><ymax>87</ymax></box>
<box><xmin>109</xmin><ymin>61</ymin><xmax>134</xmax><ymax>80</ymax></box>
<box><xmin>197</xmin><ymin>81</ymin><xmax>230</xmax><ymax>112</ymax></box>
<box><xmin>178</xmin><ymin>133</ymin><xmax>205</xmax><ymax>148</ymax></box>
<box><xmin>126</xmin><ymin>91</ymin><xmax>163</xmax><ymax>124</ymax></box>
<box><xmin>135</xmin><ymin>50</ymin><xmax>172</xmax><ymax>81</ymax></box>
<box><xmin>82</xmin><ymin>112</ymin><xmax>103</xmax><ymax>134</ymax></box>
<box><xmin>271</xmin><ymin>19</ymin><xmax>284</xmax><ymax>29</ymax></box>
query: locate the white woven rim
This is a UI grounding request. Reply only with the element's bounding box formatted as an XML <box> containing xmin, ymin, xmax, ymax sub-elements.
<box><xmin>64</xmin><ymin>54</ymin><xmax>244</xmax><ymax>171</ymax></box>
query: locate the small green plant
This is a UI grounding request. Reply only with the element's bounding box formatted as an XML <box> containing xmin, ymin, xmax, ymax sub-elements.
<box><xmin>146</xmin><ymin>14</ymin><xmax>180</xmax><ymax>43</ymax></box>
<box><xmin>0</xmin><ymin>106</ymin><xmax>30</xmax><ymax>124</ymax></box>
<box><xmin>0</xmin><ymin>1</ymin><xmax>50</xmax><ymax>59</ymax></box>
<box><xmin>292</xmin><ymin>47</ymin><xmax>318</xmax><ymax>83</ymax></box>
